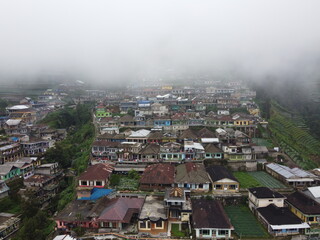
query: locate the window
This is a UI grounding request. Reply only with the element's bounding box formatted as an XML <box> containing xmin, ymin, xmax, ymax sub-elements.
<box><xmin>200</xmin><ymin>229</ymin><xmax>210</xmax><ymax>236</ymax></box>
<box><xmin>215</xmin><ymin>184</ymin><xmax>222</xmax><ymax>189</ymax></box>
<box><xmin>155</xmin><ymin>221</ymin><xmax>163</xmax><ymax>228</ymax></box>
<box><xmin>139</xmin><ymin>221</ymin><xmax>146</xmax><ymax>229</ymax></box>
<box><xmin>229</xmin><ymin>185</ymin><xmax>237</xmax><ymax>190</ymax></box>
<box><xmin>308</xmin><ymin>217</ymin><xmax>315</xmax><ymax>222</ymax></box>
<box><xmin>269</xmin><ymin>200</ymin><xmax>273</xmax><ymax>202</ymax></box>
<box><xmin>96</xmin><ymin>181</ymin><xmax>102</xmax><ymax>186</ymax></box>
<box><xmin>218</xmin><ymin>230</ymin><xmax>227</xmax><ymax>235</ymax></box>
<box><xmin>81</xmin><ymin>181</ymin><xmax>87</xmax><ymax>186</ymax></box>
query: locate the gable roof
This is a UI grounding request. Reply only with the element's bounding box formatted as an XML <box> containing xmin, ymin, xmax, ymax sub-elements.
<box><xmin>206</xmin><ymin>165</ymin><xmax>238</xmax><ymax>183</ymax></box>
<box><xmin>0</xmin><ymin>165</ymin><xmax>18</xmax><ymax>175</ymax></box>
<box><xmin>140</xmin><ymin>163</ymin><xmax>175</xmax><ymax>185</ymax></box>
<box><xmin>248</xmin><ymin>187</ymin><xmax>284</xmax><ymax>199</ymax></box>
<box><xmin>148</xmin><ymin>131</ymin><xmax>164</xmax><ymax>139</ymax></box>
<box><xmin>97</xmin><ymin>133</ymin><xmax>114</xmax><ymax>139</ymax></box>
<box><xmin>98</xmin><ymin>197</ymin><xmax>144</xmax><ymax>222</ymax></box>
<box><xmin>128</xmin><ymin>129</ymin><xmax>150</xmax><ymax>138</ymax></box>
<box><xmin>197</xmin><ymin>127</ymin><xmax>216</xmax><ymax>138</ymax></box>
<box><xmin>306</xmin><ymin>186</ymin><xmax>320</xmax><ymax>199</ymax></box>
<box><xmin>79</xmin><ymin>163</ymin><xmax>113</xmax><ymax>181</ymax></box>
<box><xmin>118</xmin><ymin>115</ymin><xmax>134</xmax><ymax>122</ymax></box>
<box><xmin>204</xmin><ymin>144</ymin><xmax>223</xmax><ymax>153</ymax></box>
<box><xmin>191</xmin><ymin>199</ymin><xmax>233</xmax><ymax>229</ymax></box>
<box><xmin>179</xmin><ymin>128</ymin><xmax>198</xmax><ymax>140</ymax></box>
<box><xmin>286</xmin><ymin>191</ymin><xmax>320</xmax><ymax>215</ymax></box>
<box><xmin>139</xmin><ymin>144</ymin><xmax>160</xmax><ymax>155</ymax></box>
<box><xmin>175</xmin><ymin>163</ymin><xmax>210</xmax><ymax>184</ymax></box>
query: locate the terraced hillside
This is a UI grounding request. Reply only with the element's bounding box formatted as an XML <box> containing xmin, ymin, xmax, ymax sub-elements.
<box><xmin>269</xmin><ymin>102</ymin><xmax>320</xmax><ymax>169</ymax></box>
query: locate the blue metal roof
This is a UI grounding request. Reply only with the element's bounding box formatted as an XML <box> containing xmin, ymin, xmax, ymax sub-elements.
<box><xmin>78</xmin><ymin>188</ymin><xmax>114</xmax><ymax>201</ymax></box>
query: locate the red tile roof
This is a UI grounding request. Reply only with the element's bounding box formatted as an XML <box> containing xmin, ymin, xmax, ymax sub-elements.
<box><xmin>79</xmin><ymin>163</ymin><xmax>113</xmax><ymax>181</ymax></box>
<box><xmin>140</xmin><ymin>163</ymin><xmax>175</xmax><ymax>185</ymax></box>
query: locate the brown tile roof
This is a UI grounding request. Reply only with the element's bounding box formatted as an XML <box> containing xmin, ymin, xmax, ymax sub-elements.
<box><xmin>191</xmin><ymin>199</ymin><xmax>233</xmax><ymax>229</ymax></box>
<box><xmin>92</xmin><ymin>140</ymin><xmax>121</xmax><ymax>148</ymax></box>
<box><xmin>286</xmin><ymin>191</ymin><xmax>320</xmax><ymax>215</ymax></box>
<box><xmin>140</xmin><ymin>163</ymin><xmax>175</xmax><ymax>185</ymax></box>
<box><xmin>179</xmin><ymin>128</ymin><xmax>198</xmax><ymax>139</ymax></box>
<box><xmin>204</xmin><ymin>144</ymin><xmax>222</xmax><ymax>153</ymax></box>
<box><xmin>96</xmin><ymin>133</ymin><xmax>115</xmax><ymax>140</ymax></box>
<box><xmin>175</xmin><ymin>163</ymin><xmax>210</xmax><ymax>184</ymax></box>
<box><xmin>98</xmin><ymin>197</ymin><xmax>144</xmax><ymax>223</ymax></box>
<box><xmin>197</xmin><ymin>127</ymin><xmax>216</xmax><ymax>138</ymax></box>
<box><xmin>79</xmin><ymin>163</ymin><xmax>113</xmax><ymax>181</ymax></box>
<box><xmin>148</xmin><ymin>131</ymin><xmax>164</xmax><ymax>139</ymax></box>
<box><xmin>139</xmin><ymin>144</ymin><xmax>160</xmax><ymax>155</ymax></box>
<box><xmin>118</xmin><ymin>115</ymin><xmax>134</xmax><ymax>122</ymax></box>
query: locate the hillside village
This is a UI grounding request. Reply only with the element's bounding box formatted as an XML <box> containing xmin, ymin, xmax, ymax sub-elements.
<box><xmin>1</xmin><ymin>80</ymin><xmax>320</xmax><ymax>240</ymax></box>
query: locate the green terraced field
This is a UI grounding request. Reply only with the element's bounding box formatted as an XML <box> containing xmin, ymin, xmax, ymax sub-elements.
<box><xmin>224</xmin><ymin>205</ymin><xmax>269</xmax><ymax>238</ymax></box>
<box><xmin>248</xmin><ymin>171</ymin><xmax>286</xmax><ymax>188</ymax></box>
<box><xmin>268</xmin><ymin>102</ymin><xmax>320</xmax><ymax>169</ymax></box>
<box><xmin>234</xmin><ymin>171</ymin><xmax>287</xmax><ymax>189</ymax></box>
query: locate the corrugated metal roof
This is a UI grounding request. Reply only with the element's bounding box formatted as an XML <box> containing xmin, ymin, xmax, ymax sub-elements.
<box><xmin>266</xmin><ymin>163</ymin><xmax>316</xmax><ymax>179</ymax></box>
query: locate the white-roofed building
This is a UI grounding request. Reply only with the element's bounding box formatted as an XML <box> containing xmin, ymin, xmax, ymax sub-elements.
<box><xmin>266</xmin><ymin>163</ymin><xmax>319</xmax><ymax>188</ymax></box>
<box><xmin>6</xmin><ymin>105</ymin><xmax>30</xmax><ymax>112</ymax></box>
<box><xmin>126</xmin><ymin>129</ymin><xmax>151</xmax><ymax>143</ymax></box>
<box><xmin>3</xmin><ymin>119</ymin><xmax>27</xmax><ymax>135</ymax></box>
<box><xmin>201</xmin><ymin>138</ymin><xmax>219</xmax><ymax>144</ymax></box>
<box><xmin>53</xmin><ymin>235</ymin><xmax>77</xmax><ymax>240</ymax></box>
<box><xmin>303</xmin><ymin>186</ymin><xmax>320</xmax><ymax>204</ymax></box>
<box><xmin>184</xmin><ymin>141</ymin><xmax>205</xmax><ymax>160</ymax></box>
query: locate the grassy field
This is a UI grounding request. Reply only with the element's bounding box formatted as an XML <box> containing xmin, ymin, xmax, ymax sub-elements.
<box><xmin>233</xmin><ymin>172</ymin><xmax>262</xmax><ymax>188</ymax></box>
<box><xmin>248</xmin><ymin>171</ymin><xmax>286</xmax><ymax>188</ymax></box>
<box><xmin>234</xmin><ymin>171</ymin><xmax>286</xmax><ymax>189</ymax></box>
<box><xmin>224</xmin><ymin>205</ymin><xmax>269</xmax><ymax>238</ymax></box>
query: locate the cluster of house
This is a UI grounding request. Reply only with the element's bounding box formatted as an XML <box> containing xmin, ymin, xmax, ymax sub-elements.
<box><xmin>56</xmin><ymin>162</ymin><xmax>238</xmax><ymax>238</ymax></box>
<box><xmin>0</xmin><ymin>155</ymin><xmax>63</xmax><ymax>206</ymax></box>
<box><xmin>0</xmin><ymin>109</ymin><xmax>66</xmax><ymax>158</ymax></box>
<box><xmin>0</xmin><ymin>86</ymin><xmax>69</xmax><ymax>154</ymax></box>
<box><xmin>0</xmin><ymin>90</ymin><xmax>68</xmax><ymax>191</ymax></box>
<box><xmin>55</xmin><ymin>160</ymin><xmax>320</xmax><ymax>238</ymax></box>
<box><xmin>91</xmin><ymin>127</ymin><xmax>269</xmax><ymax>173</ymax></box>
<box><xmin>248</xmin><ymin>186</ymin><xmax>320</xmax><ymax>237</ymax></box>
<box><xmin>94</xmin><ymin>82</ymin><xmax>259</xmax><ymax>138</ymax></box>
<box><xmin>96</xmin><ymin>110</ymin><xmax>258</xmax><ymax>136</ymax></box>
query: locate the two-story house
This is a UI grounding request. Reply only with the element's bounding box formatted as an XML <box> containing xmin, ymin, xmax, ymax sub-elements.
<box><xmin>248</xmin><ymin>187</ymin><xmax>286</xmax><ymax>212</ymax></box>
<box><xmin>77</xmin><ymin>163</ymin><xmax>113</xmax><ymax>199</ymax></box>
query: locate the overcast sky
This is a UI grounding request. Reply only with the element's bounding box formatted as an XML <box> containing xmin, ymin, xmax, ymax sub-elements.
<box><xmin>1</xmin><ymin>0</ymin><xmax>320</xmax><ymax>84</ymax></box>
